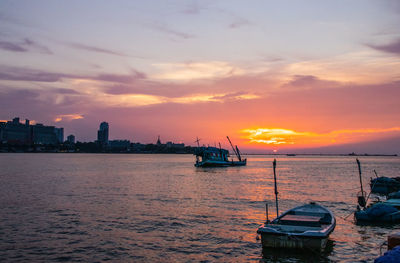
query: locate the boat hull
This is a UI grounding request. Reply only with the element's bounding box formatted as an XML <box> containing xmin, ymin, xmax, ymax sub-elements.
<box><xmin>354</xmin><ymin>201</ymin><xmax>400</xmax><ymax>224</ymax></box>
<box><xmin>260</xmin><ymin>233</ymin><xmax>328</xmax><ymax>249</ymax></box>
<box><xmin>194</xmin><ymin>159</ymin><xmax>247</xmax><ymax>167</ymax></box>
<box><xmin>354</xmin><ymin>211</ymin><xmax>400</xmax><ymax>224</ymax></box>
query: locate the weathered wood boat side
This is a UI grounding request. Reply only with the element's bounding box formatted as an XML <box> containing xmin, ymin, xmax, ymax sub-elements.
<box><xmin>257</xmin><ymin>202</ymin><xmax>336</xmax><ymax>249</ymax></box>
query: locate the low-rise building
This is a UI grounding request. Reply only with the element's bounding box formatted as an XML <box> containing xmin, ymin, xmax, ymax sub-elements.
<box><xmin>166</xmin><ymin>141</ymin><xmax>185</xmax><ymax>148</ymax></box>
<box><xmin>67</xmin><ymin>134</ymin><xmax>75</xmax><ymax>144</ymax></box>
<box><xmin>109</xmin><ymin>140</ymin><xmax>131</xmax><ymax>151</ymax></box>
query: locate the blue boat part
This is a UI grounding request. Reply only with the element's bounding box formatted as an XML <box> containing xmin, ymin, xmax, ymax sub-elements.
<box><xmin>374</xmin><ymin>245</ymin><xmax>400</xmax><ymax>263</ymax></box>
<box><xmin>355</xmin><ymin>203</ymin><xmax>400</xmax><ymax>223</ymax></box>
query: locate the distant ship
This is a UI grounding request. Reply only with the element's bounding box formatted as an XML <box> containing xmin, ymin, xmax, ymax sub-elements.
<box><xmin>194</xmin><ymin>136</ymin><xmax>247</xmax><ymax>167</ymax></box>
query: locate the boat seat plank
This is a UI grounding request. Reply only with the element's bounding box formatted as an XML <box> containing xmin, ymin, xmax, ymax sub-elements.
<box><xmin>279</xmin><ymin>214</ymin><xmax>322</xmax><ymax>227</ymax></box>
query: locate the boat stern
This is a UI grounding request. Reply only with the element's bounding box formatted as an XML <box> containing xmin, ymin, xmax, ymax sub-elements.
<box><xmin>258</xmin><ymin>232</ymin><xmax>328</xmax><ymax>250</ymax></box>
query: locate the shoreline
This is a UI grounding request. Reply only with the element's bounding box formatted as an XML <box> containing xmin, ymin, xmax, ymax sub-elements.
<box><xmin>0</xmin><ymin>151</ymin><xmax>397</xmax><ymax>157</ymax></box>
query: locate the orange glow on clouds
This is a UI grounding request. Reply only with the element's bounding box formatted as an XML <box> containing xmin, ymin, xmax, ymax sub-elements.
<box><xmin>152</xmin><ymin>61</ymin><xmax>244</xmax><ymax>81</ymax></box>
<box><xmin>54</xmin><ymin>114</ymin><xmax>84</xmax><ymax>122</ymax></box>
<box><xmin>241</xmin><ymin>127</ymin><xmax>400</xmax><ymax>148</ymax></box>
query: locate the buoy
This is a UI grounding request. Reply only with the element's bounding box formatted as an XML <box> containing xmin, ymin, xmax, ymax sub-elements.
<box><xmin>388</xmin><ymin>232</ymin><xmax>400</xmax><ymax>250</ymax></box>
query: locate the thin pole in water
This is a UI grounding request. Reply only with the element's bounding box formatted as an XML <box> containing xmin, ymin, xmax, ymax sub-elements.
<box><xmin>356</xmin><ymin>158</ymin><xmax>364</xmax><ymax>195</ymax></box>
<box><xmin>273</xmin><ymin>159</ymin><xmax>279</xmax><ymax>218</ymax></box>
<box><xmin>356</xmin><ymin>158</ymin><xmax>367</xmax><ymax>208</ymax></box>
<box><xmin>265</xmin><ymin>203</ymin><xmax>269</xmax><ymax>223</ymax></box>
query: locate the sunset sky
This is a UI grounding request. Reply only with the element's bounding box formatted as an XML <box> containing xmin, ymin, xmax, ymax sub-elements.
<box><xmin>1</xmin><ymin>0</ymin><xmax>399</xmax><ymax>153</ymax></box>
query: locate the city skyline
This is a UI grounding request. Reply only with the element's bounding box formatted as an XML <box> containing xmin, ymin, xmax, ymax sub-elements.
<box><xmin>1</xmin><ymin>116</ymin><xmax>398</xmax><ymax>155</ymax></box>
<box><xmin>1</xmin><ymin>1</ymin><xmax>400</xmax><ymax>154</ymax></box>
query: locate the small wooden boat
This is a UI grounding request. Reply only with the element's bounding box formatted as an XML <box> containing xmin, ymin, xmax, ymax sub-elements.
<box><xmin>257</xmin><ymin>202</ymin><xmax>336</xmax><ymax>249</ymax></box>
<box><xmin>257</xmin><ymin>159</ymin><xmax>335</xmax><ymax>250</ymax></box>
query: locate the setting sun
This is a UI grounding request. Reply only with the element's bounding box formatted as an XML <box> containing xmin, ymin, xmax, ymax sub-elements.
<box><xmin>241</xmin><ymin>127</ymin><xmax>400</xmax><ymax>149</ymax></box>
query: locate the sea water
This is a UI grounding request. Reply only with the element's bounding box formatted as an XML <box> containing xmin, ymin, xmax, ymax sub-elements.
<box><xmin>0</xmin><ymin>153</ymin><xmax>399</xmax><ymax>262</ymax></box>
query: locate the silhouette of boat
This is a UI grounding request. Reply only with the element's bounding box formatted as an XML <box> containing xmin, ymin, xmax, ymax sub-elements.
<box><xmin>194</xmin><ymin>136</ymin><xmax>246</xmax><ymax>167</ymax></box>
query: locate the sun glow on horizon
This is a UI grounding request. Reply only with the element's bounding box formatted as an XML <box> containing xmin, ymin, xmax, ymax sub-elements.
<box><xmin>241</xmin><ymin>127</ymin><xmax>400</xmax><ymax>147</ymax></box>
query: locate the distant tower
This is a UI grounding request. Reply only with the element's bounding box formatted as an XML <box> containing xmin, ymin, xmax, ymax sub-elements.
<box><xmin>97</xmin><ymin>122</ymin><xmax>109</xmax><ymax>145</ymax></box>
<box><xmin>156</xmin><ymin>135</ymin><xmax>161</xmax><ymax>145</ymax></box>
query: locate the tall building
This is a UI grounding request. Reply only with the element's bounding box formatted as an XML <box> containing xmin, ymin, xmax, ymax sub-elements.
<box><xmin>55</xmin><ymin>128</ymin><xmax>64</xmax><ymax>143</ymax></box>
<box><xmin>67</xmin><ymin>134</ymin><xmax>75</xmax><ymax>144</ymax></box>
<box><xmin>97</xmin><ymin>122</ymin><xmax>109</xmax><ymax>145</ymax></box>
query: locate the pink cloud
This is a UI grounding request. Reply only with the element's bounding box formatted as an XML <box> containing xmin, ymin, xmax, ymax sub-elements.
<box><xmin>66</xmin><ymin>42</ymin><xmax>128</xmax><ymax>56</ymax></box>
<box><xmin>0</xmin><ymin>38</ymin><xmax>52</xmax><ymax>54</ymax></box>
<box><xmin>367</xmin><ymin>38</ymin><xmax>400</xmax><ymax>55</ymax></box>
<box><xmin>0</xmin><ymin>40</ymin><xmax>27</xmax><ymax>52</ymax></box>
<box><xmin>0</xmin><ymin>65</ymin><xmax>146</xmax><ymax>84</ymax></box>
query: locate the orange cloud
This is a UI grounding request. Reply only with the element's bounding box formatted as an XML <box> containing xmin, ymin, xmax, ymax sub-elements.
<box><xmin>54</xmin><ymin>114</ymin><xmax>84</xmax><ymax>122</ymax></box>
<box><xmin>284</xmin><ymin>50</ymin><xmax>400</xmax><ymax>85</ymax></box>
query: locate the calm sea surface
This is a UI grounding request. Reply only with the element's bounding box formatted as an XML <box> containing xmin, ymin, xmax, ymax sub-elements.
<box><xmin>0</xmin><ymin>153</ymin><xmax>399</xmax><ymax>262</ymax></box>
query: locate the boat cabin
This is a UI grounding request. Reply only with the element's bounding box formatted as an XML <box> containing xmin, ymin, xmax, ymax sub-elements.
<box><xmin>195</xmin><ymin>146</ymin><xmax>229</xmax><ymax>163</ymax></box>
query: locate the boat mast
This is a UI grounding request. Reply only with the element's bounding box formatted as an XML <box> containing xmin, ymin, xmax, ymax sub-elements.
<box><xmin>218</xmin><ymin>142</ymin><xmax>223</xmax><ymax>158</ymax></box>
<box><xmin>235</xmin><ymin>145</ymin><xmax>242</xmax><ymax>162</ymax></box>
<box><xmin>226</xmin><ymin>136</ymin><xmax>240</xmax><ymax>160</ymax></box>
<box><xmin>273</xmin><ymin>159</ymin><xmax>279</xmax><ymax>217</ymax></box>
<box><xmin>195</xmin><ymin>137</ymin><xmax>201</xmax><ymax>147</ymax></box>
<box><xmin>194</xmin><ymin>137</ymin><xmax>201</xmax><ymax>163</ymax></box>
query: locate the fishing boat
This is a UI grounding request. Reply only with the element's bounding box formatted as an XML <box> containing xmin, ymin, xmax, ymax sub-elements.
<box><xmin>194</xmin><ymin>136</ymin><xmax>247</xmax><ymax>167</ymax></box>
<box><xmin>257</xmin><ymin>160</ymin><xmax>336</xmax><ymax>250</ymax></box>
<box><xmin>354</xmin><ymin>159</ymin><xmax>400</xmax><ymax>224</ymax></box>
<box><xmin>370</xmin><ymin>175</ymin><xmax>400</xmax><ymax>195</ymax></box>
